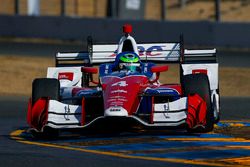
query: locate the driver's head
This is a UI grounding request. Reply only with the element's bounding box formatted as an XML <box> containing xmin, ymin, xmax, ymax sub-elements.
<box><xmin>118</xmin><ymin>52</ymin><xmax>140</xmax><ymax>72</ymax></box>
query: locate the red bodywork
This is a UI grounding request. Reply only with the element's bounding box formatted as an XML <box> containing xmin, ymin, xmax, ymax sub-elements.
<box><xmin>27</xmin><ymin>97</ymin><xmax>49</xmax><ymax>131</ymax></box>
<box><xmin>101</xmin><ymin>75</ymin><xmax>148</xmax><ymax>115</ymax></box>
<box><xmin>27</xmin><ymin>71</ymin><xmax>207</xmax><ymax>131</ymax></box>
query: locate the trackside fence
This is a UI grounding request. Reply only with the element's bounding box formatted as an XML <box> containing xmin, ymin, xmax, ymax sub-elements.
<box><xmin>0</xmin><ymin>15</ymin><xmax>250</xmax><ymax>48</ymax></box>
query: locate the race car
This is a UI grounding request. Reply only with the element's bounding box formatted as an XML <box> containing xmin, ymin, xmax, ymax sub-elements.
<box><xmin>27</xmin><ymin>24</ymin><xmax>220</xmax><ymax>136</ymax></box>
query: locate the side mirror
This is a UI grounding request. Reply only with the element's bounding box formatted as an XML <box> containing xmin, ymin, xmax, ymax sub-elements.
<box><xmin>81</xmin><ymin>67</ymin><xmax>98</xmax><ymax>74</ymax></box>
<box><xmin>151</xmin><ymin>65</ymin><xmax>168</xmax><ymax>73</ymax></box>
<box><xmin>149</xmin><ymin>65</ymin><xmax>168</xmax><ymax>83</ymax></box>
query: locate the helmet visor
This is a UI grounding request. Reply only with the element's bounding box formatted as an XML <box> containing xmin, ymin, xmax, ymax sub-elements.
<box><xmin>119</xmin><ymin>63</ymin><xmax>140</xmax><ymax>72</ymax></box>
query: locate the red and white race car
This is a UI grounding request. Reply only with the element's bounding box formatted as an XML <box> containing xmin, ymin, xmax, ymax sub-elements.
<box><xmin>27</xmin><ymin>25</ymin><xmax>220</xmax><ymax>136</ymax></box>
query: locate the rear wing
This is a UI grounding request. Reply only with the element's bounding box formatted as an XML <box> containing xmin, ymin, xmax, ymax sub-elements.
<box><xmin>55</xmin><ymin>43</ymin><xmax>118</xmax><ymax>67</ymax></box>
<box><xmin>55</xmin><ymin>52</ymin><xmax>90</xmax><ymax>67</ymax></box>
<box><xmin>90</xmin><ymin>43</ymin><xmax>181</xmax><ymax>64</ymax></box>
<box><xmin>55</xmin><ymin>36</ymin><xmax>217</xmax><ymax>67</ymax></box>
<box><xmin>90</xmin><ymin>44</ymin><xmax>217</xmax><ymax>64</ymax></box>
<box><xmin>183</xmin><ymin>49</ymin><xmax>217</xmax><ymax>63</ymax></box>
<box><xmin>55</xmin><ymin>43</ymin><xmax>181</xmax><ymax>66</ymax></box>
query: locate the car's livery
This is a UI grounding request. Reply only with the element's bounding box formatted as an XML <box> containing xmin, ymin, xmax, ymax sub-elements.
<box><xmin>27</xmin><ymin>25</ymin><xmax>220</xmax><ymax>136</ymax></box>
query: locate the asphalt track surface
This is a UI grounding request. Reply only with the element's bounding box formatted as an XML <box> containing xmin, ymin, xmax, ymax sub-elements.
<box><xmin>0</xmin><ymin>41</ymin><xmax>250</xmax><ymax>166</ymax></box>
<box><xmin>1</xmin><ymin>96</ymin><xmax>250</xmax><ymax>167</ymax></box>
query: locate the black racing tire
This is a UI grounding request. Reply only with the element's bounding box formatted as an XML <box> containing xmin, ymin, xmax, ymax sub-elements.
<box><xmin>32</xmin><ymin>78</ymin><xmax>60</xmax><ymax>105</ymax></box>
<box><xmin>181</xmin><ymin>73</ymin><xmax>214</xmax><ymax>133</ymax></box>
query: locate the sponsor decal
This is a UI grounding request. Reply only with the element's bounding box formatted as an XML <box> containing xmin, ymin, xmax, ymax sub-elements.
<box><xmin>109</xmin><ymin>107</ymin><xmax>122</xmax><ymax>112</ymax></box>
<box><xmin>109</xmin><ymin>96</ymin><xmax>126</xmax><ymax>99</ymax></box>
<box><xmin>64</xmin><ymin>105</ymin><xmax>70</xmax><ymax>121</ymax></box>
<box><xmin>50</xmin><ymin>67</ymin><xmax>81</xmax><ymax>87</ymax></box>
<box><xmin>111</xmin><ymin>81</ymin><xmax>128</xmax><ymax>87</ymax></box>
<box><xmin>76</xmin><ymin>90</ymin><xmax>96</xmax><ymax>96</ymax></box>
<box><xmin>192</xmin><ymin>69</ymin><xmax>207</xmax><ymax>75</ymax></box>
<box><xmin>58</xmin><ymin>72</ymin><xmax>74</xmax><ymax>81</ymax></box>
<box><xmin>111</xmin><ymin>90</ymin><xmax>127</xmax><ymax>94</ymax></box>
<box><xmin>164</xmin><ymin>104</ymin><xmax>169</xmax><ymax>111</ymax></box>
<box><xmin>110</xmin><ymin>101</ymin><xmax>124</xmax><ymax>105</ymax></box>
<box><xmin>109</xmin><ymin>45</ymin><xmax>166</xmax><ymax>57</ymax></box>
<box><xmin>163</xmin><ymin>102</ymin><xmax>170</xmax><ymax>119</ymax></box>
<box><xmin>157</xmin><ymin>89</ymin><xmax>175</xmax><ymax>93</ymax></box>
<box><xmin>138</xmin><ymin>45</ymin><xmax>165</xmax><ymax>56</ymax></box>
<box><xmin>108</xmin><ymin>98</ymin><xmax>128</xmax><ymax>102</ymax></box>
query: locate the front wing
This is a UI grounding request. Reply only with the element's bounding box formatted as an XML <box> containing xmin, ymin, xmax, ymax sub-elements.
<box><xmin>27</xmin><ymin>95</ymin><xmax>206</xmax><ymax>131</ymax></box>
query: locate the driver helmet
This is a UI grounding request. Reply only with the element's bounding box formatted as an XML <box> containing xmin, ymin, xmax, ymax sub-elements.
<box><xmin>118</xmin><ymin>52</ymin><xmax>140</xmax><ymax>72</ymax></box>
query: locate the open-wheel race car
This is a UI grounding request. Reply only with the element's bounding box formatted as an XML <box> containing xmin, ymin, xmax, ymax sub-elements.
<box><xmin>27</xmin><ymin>25</ymin><xmax>220</xmax><ymax>137</ymax></box>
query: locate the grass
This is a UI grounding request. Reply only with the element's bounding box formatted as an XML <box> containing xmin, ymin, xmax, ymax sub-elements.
<box><xmin>0</xmin><ymin>55</ymin><xmax>249</xmax><ymax>97</ymax></box>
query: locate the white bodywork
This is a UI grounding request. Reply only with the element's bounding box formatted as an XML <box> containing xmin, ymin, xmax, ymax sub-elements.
<box><xmin>182</xmin><ymin>49</ymin><xmax>220</xmax><ymax>120</ymax></box>
<box><xmin>182</xmin><ymin>63</ymin><xmax>218</xmax><ymax>90</ymax></box>
<box><xmin>47</xmin><ymin>67</ymin><xmax>82</xmax><ymax>87</ymax></box>
<box><xmin>47</xmin><ymin>100</ymin><xmax>82</xmax><ymax>129</ymax></box>
<box><xmin>153</xmin><ymin>97</ymin><xmax>187</xmax><ymax>123</ymax></box>
<box><xmin>46</xmin><ymin>97</ymin><xmax>189</xmax><ymax>129</ymax></box>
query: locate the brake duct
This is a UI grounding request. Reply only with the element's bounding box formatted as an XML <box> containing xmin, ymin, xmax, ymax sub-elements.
<box><xmin>27</xmin><ymin>98</ymin><xmax>49</xmax><ymax>131</ymax></box>
<box><xmin>187</xmin><ymin>94</ymin><xmax>207</xmax><ymax>129</ymax></box>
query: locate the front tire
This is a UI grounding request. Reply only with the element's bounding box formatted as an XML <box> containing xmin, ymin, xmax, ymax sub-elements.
<box><xmin>32</xmin><ymin>78</ymin><xmax>60</xmax><ymax>104</ymax></box>
<box><xmin>182</xmin><ymin>74</ymin><xmax>214</xmax><ymax>133</ymax></box>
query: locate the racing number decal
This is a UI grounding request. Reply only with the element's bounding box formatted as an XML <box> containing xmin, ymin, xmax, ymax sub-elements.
<box><xmin>111</xmin><ymin>81</ymin><xmax>128</xmax><ymax>87</ymax></box>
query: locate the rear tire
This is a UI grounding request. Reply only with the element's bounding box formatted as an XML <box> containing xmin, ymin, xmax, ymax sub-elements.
<box><xmin>31</xmin><ymin>78</ymin><xmax>60</xmax><ymax>138</ymax></box>
<box><xmin>181</xmin><ymin>74</ymin><xmax>214</xmax><ymax>133</ymax></box>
